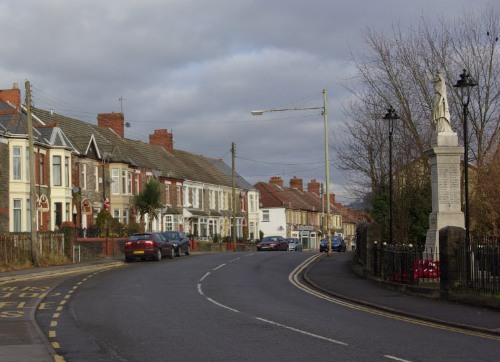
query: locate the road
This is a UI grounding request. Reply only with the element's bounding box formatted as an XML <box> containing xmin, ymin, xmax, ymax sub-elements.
<box><xmin>33</xmin><ymin>252</ymin><xmax>499</xmax><ymax>362</ymax></box>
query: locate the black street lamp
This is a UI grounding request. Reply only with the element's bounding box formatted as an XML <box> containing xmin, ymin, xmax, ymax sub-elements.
<box><xmin>454</xmin><ymin>69</ymin><xmax>477</xmax><ymax>286</ymax></box>
<box><xmin>383</xmin><ymin>105</ymin><xmax>400</xmax><ymax>245</ymax></box>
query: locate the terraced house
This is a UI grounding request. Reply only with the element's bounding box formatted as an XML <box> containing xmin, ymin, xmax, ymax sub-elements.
<box><xmin>0</xmin><ymin>84</ymin><xmax>259</xmax><ymax>241</ymax></box>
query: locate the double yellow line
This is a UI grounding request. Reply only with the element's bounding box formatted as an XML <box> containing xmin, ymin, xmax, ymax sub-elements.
<box><xmin>289</xmin><ymin>254</ymin><xmax>500</xmax><ymax>341</ymax></box>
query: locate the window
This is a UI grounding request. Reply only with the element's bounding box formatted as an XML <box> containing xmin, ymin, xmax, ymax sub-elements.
<box><xmin>65</xmin><ymin>202</ymin><xmax>70</xmax><ymax>222</ymax></box>
<box><xmin>13</xmin><ymin>199</ymin><xmax>22</xmax><ymax>231</ymax></box>
<box><xmin>39</xmin><ymin>154</ymin><xmax>45</xmax><ymax>185</ymax></box>
<box><xmin>164</xmin><ymin>215</ymin><xmax>179</xmax><ymax>231</ymax></box>
<box><xmin>193</xmin><ymin>188</ymin><xmax>199</xmax><ymax>208</ymax></box>
<box><xmin>135</xmin><ymin>174</ymin><xmax>140</xmax><ymax>194</ymax></box>
<box><xmin>176</xmin><ymin>185</ymin><xmax>181</xmax><ymax>207</ymax></box>
<box><xmin>127</xmin><ymin>172</ymin><xmax>132</xmax><ymax>195</ymax></box>
<box><xmin>209</xmin><ymin>190</ymin><xmax>215</xmax><ymax>209</ymax></box>
<box><xmin>183</xmin><ymin>186</ymin><xmax>189</xmax><ymax>207</ymax></box>
<box><xmin>112</xmin><ymin>169</ymin><xmax>119</xmax><ymax>194</ymax></box>
<box><xmin>95</xmin><ymin>166</ymin><xmax>99</xmax><ymax>192</ymax></box>
<box><xmin>123</xmin><ymin>209</ymin><xmax>129</xmax><ymax>225</ymax></box>
<box><xmin>25</xmin><ymin>147</ymin><xmax>30</xmax><ymax>182</ymax></box>
<box><xmin>249</xmin><ymin>194</ymin><xmax>255</xmax><ymax>213</ymax></box>
<box><xmin>121</xmin><ymin>170</ymin><xmax>127</xmax><ymax>194</ymax></box>
<box><xmin>27</xmin><ymin>198</ymin><xmax>32</xmax><ymax>232</ymax></box>
<box><xmin>81</xmin><ymin>163</ymin><xmax>87</xmax><ymax>190</ymax></box>
<box><xmin>164</xmin><ymin>182</ymin><xmax>171</xmax><ymax>206</ymax></box>
<box><xmin>113</xmin><ymin>209</ymin><xmax>120</xmax><ymax>220</ymax></box>
<box><xmin>54</xmin><ymin>202</ymin><xmax>62</xmax><ymax>228</ymax></box>
<box><xmin>65</xmin><ymin>157</ymin><xmax>70</xmax><ymax>187</ymax></box>
<box><xmin>262</xmin><ymin>210</ymin><xmax>270</xmax><ymax>222</ymax></box>
<box><xmin>13</xmin><ymin>146</ymin><xmax>22</xmax><ymax>180</ymax></box>
<box><xmin>53</xmin><ymin>156</ymin><xmax>62</xmax><ymax>186</ymax></box>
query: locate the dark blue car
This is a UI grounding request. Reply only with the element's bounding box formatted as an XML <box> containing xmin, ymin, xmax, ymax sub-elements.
<box><xmin>319</xmin><ymin>235</ymin><xmax>346</xmax><ymax>252</ymax></box>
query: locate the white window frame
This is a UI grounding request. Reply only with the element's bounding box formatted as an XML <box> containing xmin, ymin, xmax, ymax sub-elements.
<box><xmin>13</xmin><ymin>199</ymin><xmax>22</xmax><ymax>232</ymax></box>
<box><xmin>165</xmin><ymin>182</ymin><xmax>171</xmax><ymax>206</ymax></box>
<box><xmin>176</xmin><ymin>184</ymin><xmax>181</xmax><ymax>207</ymax></box>
<box><xmin>13</xmin><ymin>146</ymin><xmax>22</xmax><ymax>181</ymax></box>
<box><xmin>112</xmin><ymin>169</ymin><xmax>119</xmax><ymax>194</ymax></box>
<box><xmin>95</xmin><ymin>166</ymin><xmax>99</xmax><ymax>192</ymax></box>
<box><xmin>53</xmin><ymin>155</ymin><xmax>62</xmax><ymax>186</ymax></box>
<box><xmin>81</xmin><ymin>163</ymin><xmax>87</xmax><ymax>190</ymax></box>
<box><xmin>262</xmin><ymin>210</ymin><xmax>270</xmax><ymax>222</ymax></box>
<box><xmin>121</xmin><ymin>170</ymin><xmax>127</xmax><ymax>194</ymax></box>
<box><xmin>65</xmin><ymin>156</ymin><xmax>70</xmax><ymax>187</ymax></box>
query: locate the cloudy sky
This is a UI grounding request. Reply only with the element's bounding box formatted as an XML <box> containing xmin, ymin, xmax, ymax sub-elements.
<box><xmin>1</xmin><ymin>0</ymin><xmax>497</xmax><ymax>204</ymax></box>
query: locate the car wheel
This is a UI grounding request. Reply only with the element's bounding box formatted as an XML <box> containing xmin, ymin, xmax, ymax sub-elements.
<box><xmin>169</xmin><ymin>247</ymin><xmax>175</xmax><ymax>259</ymax></box>
<box><xmin>154</xmin><ymin>248</ymin><xmax>162</xmax><ymax>261</ymax></box>
<box><xmin>185</xmin><ymin>245</ymin><xmax>190</xmax><ymax>256</ymax></box>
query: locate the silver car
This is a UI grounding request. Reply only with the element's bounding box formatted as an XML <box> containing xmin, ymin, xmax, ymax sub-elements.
<box><xmin>285</xmin><ymin>238</ymin><xmax>303</xmax><ymax>252</ymax></box>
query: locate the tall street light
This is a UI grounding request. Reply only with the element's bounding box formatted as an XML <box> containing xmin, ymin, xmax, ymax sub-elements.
<box><xmin>251</xmin><ymin>89</ymin><xmax>332</xmax><ymax>254</ymax></box>
<box><xmin>454</xmin><ymin>68</ymin><xmax>477</xmax><ymax>286</ymax></box>
<box><xmin>382</xmin><ymin>105</ymin><xmax>400</xmax><ymax>245</ymax></box>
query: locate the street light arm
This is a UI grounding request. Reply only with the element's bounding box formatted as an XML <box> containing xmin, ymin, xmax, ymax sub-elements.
<box><xmin>251</xmin><ymin>106</ymin><xmax>323</xmax><ymax>115</ymax></box>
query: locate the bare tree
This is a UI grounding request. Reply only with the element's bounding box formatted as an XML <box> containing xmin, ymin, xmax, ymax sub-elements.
<box><xmin>339</xmin><ymin>6</ymin><xmax>500</xmax><ymax>240</ymax></box>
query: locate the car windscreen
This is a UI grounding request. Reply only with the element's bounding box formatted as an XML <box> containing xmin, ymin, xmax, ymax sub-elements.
<box><xmin>262</xmin><ymin>237</ymin><xmax>279</xmax><ymax>242</ymax></box>
<box><xmin>163</xmin><ymin>232</ymin><xmax>179</xmax><ymax>240</ymax></box>
<box><xmin>130</xmin><ymin>234</ymin><xmax>151</xmax><ymax>241</ymax></box>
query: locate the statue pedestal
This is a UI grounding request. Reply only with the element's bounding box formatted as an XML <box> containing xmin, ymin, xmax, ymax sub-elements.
<box><xmin>424</xmin><ymin>132</ymin><xmax>464</xmax><ymax>259</ymax></box>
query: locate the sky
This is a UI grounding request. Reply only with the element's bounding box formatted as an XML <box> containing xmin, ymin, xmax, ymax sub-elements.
<box><xmin>1</xmin><ymin>0</ymin><xmax>497</xmax><ymax>204</ymax></box>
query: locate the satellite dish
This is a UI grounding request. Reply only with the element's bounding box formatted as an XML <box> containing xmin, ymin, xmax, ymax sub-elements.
<box><xmin>72</xmin><ymin>186</ymin><xmax>80</xmax><ymax>194</ymax></box>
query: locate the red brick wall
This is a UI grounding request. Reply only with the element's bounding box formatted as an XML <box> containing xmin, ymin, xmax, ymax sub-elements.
<box><xmin>149</xmin><ymin>129</ymin><xmax>173</xmax><ymax>153</ymax></box>
<box><xmin>97</xmin><ymin>113</ymin><xmax>125</xmax><ymax>137</ymax></box>
<box><xmin>0</xmin><ymin>85</ymin><xmax>21</xmax><ymax>108</ymax></box>
<box><xmin>290</xmin><ymin>176</ymin><xmax>303</xmax><ymax>191</ymax></box>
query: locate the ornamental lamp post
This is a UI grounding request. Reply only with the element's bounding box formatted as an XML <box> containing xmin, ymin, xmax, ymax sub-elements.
<box><xmin>382</xmin><ymin>105</ymin><xmax>400</xmax><ymax>245</ymax></box>
<box><xmin>453</xmin><ymin>68</ymin><xmax>477</xmax><ymax>287</ymax></box>
<box><xmin>251</xmin><ymin>89</ymin><xmax>332</xmax><ymax>254</ymax></box>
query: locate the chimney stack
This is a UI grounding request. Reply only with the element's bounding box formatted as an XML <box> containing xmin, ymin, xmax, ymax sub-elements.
<box><xmin>149</xmin><ymin>129</ymin><xmax>174</xmax><ymax>153</ymax></box>
<box><xmin>0</xmin><ymin>83</ymin><xmax>21</xmax><ymax>108</ymax></box>
<box><xmin>269</xmin><ymin>176</ymin><xmax>283</xmax><ymax>187</ymax></box>
<box><xmin>307</xmin><ymin>179</ymin><xmax>321</xmax><ymax>195</ymax></box>
<box><xmin>289</xmin><ymin>176</ymin><xmax>303</xmax><ymax>191</ymax></box>
<box><xmin>97</xmin><ymin>112</ymin><xmax>125</xmax><ymax>138</ymax></box>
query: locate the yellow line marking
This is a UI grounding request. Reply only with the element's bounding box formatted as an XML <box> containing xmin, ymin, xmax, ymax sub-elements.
<box><xmin>52</xmin><ymin>313</ymin><xmax>60</xmax><ymax>318</ymax></box>
<box><xmin>49</xmin><ymin>330</ymin><xmax>56</xmax><ymax>338</ymax></box>
<box><xmin>51</xmin><ymin>342</ymin><xmax>60</xmax><ymax>349</ymax></box>
<box><xmin>289</xmin><ymin>255</ymin><xmax>500</xmax><ymax>341</ymax></box>
<box><xmin>50</xmin><ymin>321</ymin><xmax>58</xmax><ymax>327</ymax></box>
<box><xmin>60</xmin><ymin>300</ymin><xmax>67</xmax><ymax>305</ymax></box>
<box><xmin>56</xmin><ymin>306</ymin><xmax>63</xmax><ymax>312</ymax></box>
<box><xmin>54</xmin><ymin>354</ymin><xmax>66</xmax><ymax>361</ymax></box>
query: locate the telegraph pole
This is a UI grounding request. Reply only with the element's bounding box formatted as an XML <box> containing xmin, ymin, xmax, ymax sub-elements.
<box><xmin>231</xmin><ymin>142</ymin><xmax>237</xmax><ymax>251</ymax></box>
<box><xmin>25</xmin><ymin>81</ymin><xmax>39</xmax><ymax>267</ymax></box>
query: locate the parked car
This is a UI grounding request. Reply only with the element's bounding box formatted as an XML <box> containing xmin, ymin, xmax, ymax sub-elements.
<box><xmin>124</xmin><ymin>232</ymin><xmax>174</xmax><ymax>262</ymax></box>
<box><xmin>286</xmin><ymin>238</ymin><xmax>303</xmax><ymax>252</ymax></box>
<box><xmin>162</xmin><ymin>231</ymin><xmax>190</xmax><ymax>257</ymax></box>
<box><xmin>319</xmin><ymin>235</ymin><xmax>346</xmax><ymax>252</ymax></box>
<box><xmin>257</xmin><ymin>236</ymin><xmax>288</xmax><ymax>251</ymax></box>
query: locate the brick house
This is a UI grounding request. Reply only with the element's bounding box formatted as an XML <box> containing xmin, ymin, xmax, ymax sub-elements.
<box><xmin>0</xmin><ymin>83</ymin><xmax>259</xmax><ymax>240</ymax></box>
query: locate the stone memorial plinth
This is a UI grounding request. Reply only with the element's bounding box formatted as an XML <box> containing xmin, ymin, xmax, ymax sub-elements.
<box><xmin>424</xmin><ymin>133</ymin><xmax>464</xmax><ymax>258</ymax></box>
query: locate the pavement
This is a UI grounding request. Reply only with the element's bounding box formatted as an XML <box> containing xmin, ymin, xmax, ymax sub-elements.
<box><xmin>1</xmin><ymin>253</ymin><xmax>499</xmax><ymax>362</ymax></box>
<box><xmin>304</xmin><ymin>252</ymin><xmax>500</xmax><ymax>336</ymax></box>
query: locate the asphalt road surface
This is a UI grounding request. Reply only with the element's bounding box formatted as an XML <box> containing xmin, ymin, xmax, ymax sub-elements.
<box><xmin>36</xmin><ymin>252</ymin><xmax>500</xmax><ymax>361</ymax></box>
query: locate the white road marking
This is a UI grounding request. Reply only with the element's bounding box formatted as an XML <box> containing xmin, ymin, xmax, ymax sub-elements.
<box><xmin>256</xmin><ymin>317</ymin><xmax>348</xmax><ymax>346</ymax></box>
<box><xmin>384</xmin><ymin>355</ymin><xmax>412</xmax><ymax>362</ymax></box>
<box><xmin>200</xmin><ymin>272</ymin><xmax>211</xmax><ymax>282</ymax></box>
<box><xmin>212</xmin><ymin>264</ymin><xmax>226</xmax><ymax>271</ymax></box>
<box><xmin>206</xmin><ymin>298</ymin><xmax>240</xmax><ymax>313</ymax></box>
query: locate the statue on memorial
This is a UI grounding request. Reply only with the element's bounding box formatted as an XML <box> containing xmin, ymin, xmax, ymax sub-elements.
<box><xmin>432</xmin><ymin>72</ymin><xmax>453</xmax><ymax>133</ymax></box>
